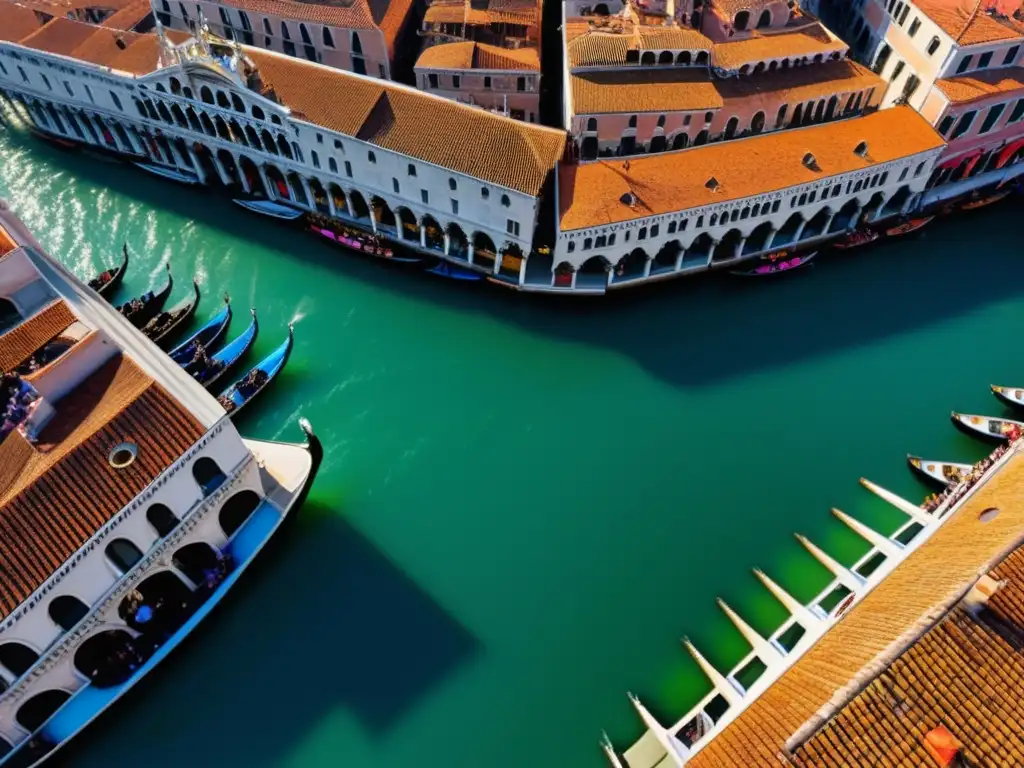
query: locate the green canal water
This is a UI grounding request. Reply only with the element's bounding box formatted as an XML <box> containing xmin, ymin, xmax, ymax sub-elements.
<box><xmin>1</xmin><ymin>125</ymin><xmax>1023</xmax><ymax>768</ymax></box>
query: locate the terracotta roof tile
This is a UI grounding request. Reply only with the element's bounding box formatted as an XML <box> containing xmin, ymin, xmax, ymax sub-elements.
<box><xmin>221</xmin><ymin>0</ymin><xmax>377</xmax><ymax>30</ymax></box>
<box><xmin>376</xmin><ymin>0</ymin><xmax>416</xmax><ymax>55</ymax></box>
<box><xmin>713</xmin><ymin>22</ymin><xmax>844</xmax><ymax>70</ymax></box>
<box><xmin>248</xmin><ymin>49</ymin><xmax>565</xmax><ymax>195</ymax></box>
<box><xmin>637</xmin><ymin>27</ymin><xmax>713</xmax><ymax>50</ymax></box>
<box><xmin>423</xmin><ymin>0</ymin><xmax>535</xmax><ymax>26</ymax></box>
<box><xmin>0</xmin><ymin>3</ymin><xmax>45</xmax><ymax>44</ymax></box>
<box><xmin>0</xmin><ymin>301</ymin><xmax>76</xmax><ymax>374</ymax></box>
<box><xmin>935</xmin><ymin>65</ymin><xmax>1024</xmax><ymax>104</ymax></box>
<box><xmin>17</xmin><ymin>16</ymin><xmax>100</xmax><ymax>57</ymax></box>
<box><xmin>688</xmin><ymin>448</ymin><xmax>1024</xmax><ymax>768</ymax></box>
<box><xmin>0</xmin><ymin>355</ymin><xmax>204</xmax><ymax>619</ymax></box>
<box><xmin>915</xmin><ymin>0</ymin><xmax>1024</xmax><ymax>46</ymax></box>
<box><xmin>0</xmin><ymin>225</ymin><xmax>16</xmax><ymax>258</ymax></box>
<box><xmin>566</xmin><ymin>31</ymin><xmax>632</xmax><ymax>67</ymax></box>
<box><xmin>69</xmin><ymin>27</ymin><xmax>143</xmax><ymax>69</ymax></box>
<box><xmin>98</xmin><ymin>0</ymin><xmax>153</xmax><ymax>31</ymax></box>
<box><xmin>718</xmin><ymin>59</ymin><xmax>884</xmax><ymax>109</ymax></box>
<box><xmin>571</xmin><ymin>69</ymin><xmax>723</xmax><ymax>114</ymax></box>
<box><xmin>415</xmin><ymin>40</ymin><xmax>539</xmax><ymax>70</ymax></box>
<box><xmin>558</xmin><ymin>106</ymin><xmax>943</xmax><ymax>230</ymax></box>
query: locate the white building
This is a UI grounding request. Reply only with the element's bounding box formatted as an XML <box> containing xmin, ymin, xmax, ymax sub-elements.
<box><xmin>0</xmin><ymin>203</ymin><xmax>320</xmax><ymax>764</ymax></box>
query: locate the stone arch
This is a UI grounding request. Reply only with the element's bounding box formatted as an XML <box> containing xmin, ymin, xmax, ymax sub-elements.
<box><xmin>685</xmin><ymin>232</ymin><xmax>714</xmax><ymax>265</ymax></box>
<box><xmin>772</xmin><ymin>212</ymin><xmax>805</xmax><ymax>247</ymax></box>
<box><xmin>641</xmin><ymin>51</ymin><xmax>656</xmax><ymax>65</ymax></box>
<box><xmin>276</xmin><ymin>134</ymin><xmax>292</xmax><ymax>158</ymax></box>
<box><xmin>285</xmin><ymin>171</ymin><xmax>308</xmax><ymax>206</ymax></box>
<box><xmin>220</xmin><ymin>489</ymin><xmax>262</xmax><ymax>538</ymax></box>
<box><xmin>199</xmin><ymin>111</ymin><xmax>216</xmax><ymax>137</ymax></box>
<box><xmin>750</xmin><ymin>111</ymin><xmax>765</xmax><ymax>133</ymax></box>
<box><xmin>712</xmin><ymin>228</ymin><xmax>744</xmax><ymax>263</ymax></box>
<box><xmin>472</xmin><ymin>231</ymin><xmax>497</xmax><ymax>263</ymax></box>
<box><xmin>156</xmin><ymin>101</ymin><xmax>173</xmax><ymax>124</ymax></box>
<box><xmin>217</xmin><ymin>149</ymin><xmax>241</xmax><ymax>185</ymax></box>
<box><xmin>244</xmin><ymin>124</ymin><xmax>261</xmax><ymax>149</ymax></box>
<box><xmin>371</xmin><ymin>195</ymin><xmax>396</xmax><ymax>230</ymax></box>
<box><xmin>790</xmin><ymin>103</ymin><xmax>803</xmax><ymax>126</ymax></box>
<box><xmin>239</xmin><ymin>155</ymin><xmax>265</xmax><ymax>196</ymax></box>
<box><xmin>261</xmin><ymin>128</ymin><xmax>278</xmax><ymax>154</ymax></box>
<box><xmin>170</xmin><ymin>103</ymin><xmax>188</xmax><ymax>128</ymax></box>
<box><xmin>214</xmin><ymin>114</ymin><xmax>232</xmax><ymax>141</ymax></box>
<box><xmin>724</xmin><ymin>116</ymin><xmax>740</xmax><ymax>139</ymax></box>
<box><xmin>349</xmin><ymin>189</ymin><xmax>370</xmax><ymax>220</ymax></box>
<box><xmin>613</xmin><ymin>247</ymin><xmax>648</xmax><ymax>281</ymax></box>
<box><xmin>743</xmin><ymin>221</ymin><xmax>775</xmax><ymax>255</ymax></box>
<box><xmin>48</xmin><ymin>594</ymin><xmax>90</xmax><ymax>632</ymax></box>
<box><xmin>802</xmin><ymin>206</ymin><xmax>833</xmax><ymax>239</ymax></box>
<box><xmin>446</xmin><ymin>222</ymin><xmax>469</xmax><ymax>258</ymax></box>
<box><xmin>672</xmin><ymin>132</ymin><xmax>690</xmax><ymax>150</ymax></box>
<box><xmin>106</xmin><ymin>538</ymin><xmax>143</xmax><ymax>574</ymax></box>
<box><xmin>147</xmin><ymin>503</ymin><xmax>179</xmax><ymax>537</ymax></box>
<box><xmin>397</xmin><ymin>206</ymin><xmax>417</xmax><ymax>240</ymax></box>
<box><xmin>734</xmin><ymin>10</ymin><xmax>750</xmax><ymax>29</ymax></box>
<box><xmin>229</xmin><ymin>118</ymin><xmax>248</xmax><ymax>146</ymax></box>
<box><xmin>813</xmin><ymin>100</ymin><xmax>825</xmax><ymax>122</ymax></box>
<box><xmin>16</xmin><ymin>689</ymin><xmax>70</xmax><ymax>732</ymax></box>
<box><xmin>757</xmin><ymin>9</ymin><xmax>771</xmax><ymax>27</ymax></box>
<box><xmin>825</xmin><ymin>95</ymin><xmax>839</xmax><ymax>120</ymax></box>
<box><xmin>649</xmin><ymin>133</ymin><xmax>667</xmax><ymax>153</ymax></box>
<box><xmin>192</xmin><ymin>456</ymin><xmax>227</xmax><ymax>495</ymax></box>
<box><xmin>216</xmin><ymin>90</ymin><xmax>231</xmax><ymax>110</ymax></box>
<box><xmin>881</xmin><ymin>185</ymin><xmax>912</xmax><ymax>217</ymax></box>
<box><xmin>200</xmin><ymin>85</ymin><xmax>214</xmax><ymax>104</ymax></box>
<box><xmin>577</xmin><ymin>254</ymin><xmax>611</xmax><ymax>289</ymax></box>
<box><xmin>677</xmin><ymin>51</ymin><xmax>692</xmax><ymax>65</ymax></box>
<box><xmin>696</xmin><ymin>51</ymin><xmax>709</xmax><ymax>65</ymax></box>
<box><xmin>652</xmin><ymin>240</ymin><xmax>681</xmax><ymax>272</ymax></box>
<box><xmin>120</xmin><ymin>569</ymin><xmax>193</xmax><ymax>635</ymax></box>
<box><xmin>172</xmin><ymin>541</ymin><xmax>222</xmax><ymax>587</ymax></box>
<box><xmin>328</xmin><ymin>183</ymin><xmax>346</xmax><ymax>215</ymax></box>
<box><xmin>74</xmin><ymin>629</ymin><xmax>141</xmax><ymax>687</ymax></box>
<box><xmin>830</xmin><ymin>198</ymin><xmax>861</xmax><ymax>232</ymax></box>
<box><xmin>862</xmin><ymin>190</ymin><xmax>886</xmax><ymax>221</ymax></box>
<box><xmin>658</xmin><ymin>51</ymin><xmax>673</xmax><ymax>64</ymax></box>
<box><xmin>309</xmin><ymin>178</ymin><xmax>329</xmax><ymax>213</ymax></box>
<box><xmin>418</xmin><ymin>215</ymin><xmax>443</xmax><ymax>251</ymax></box>
<box><xmin>185</xmin><ymin>105</ymin><xmax>202</xmax><ymax>133</ymax></box>
<box><xmin>0</xmin><ymin>641</ymin><xmax>39</xmax><ymax>677</ymax></box>
<box><xmin>231</xmin><ymin>93</ymin><xmax>245</xmax><ymax>113</ymax></box>
<box><xmin>581</xmin><ymin>135</ymin><xmax>598</xmax><ymax>160</ymax></box>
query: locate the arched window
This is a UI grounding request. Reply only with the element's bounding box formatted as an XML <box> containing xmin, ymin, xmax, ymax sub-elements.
<box><xmin>48</xmin><ymin>595</ymin><xmax>89</xmax><ymax>632</ymax></box>
<box><xmin>252</xmin><ymin>104</ymin><xmax>265</xmax><ymax>120</ymax></box>
<box><xmin>751</xmin><ymin>111</ymin><xmax>765</xmax><ymax>133</ymax></box>
<box><xmin>193</xmin><ymin>457</ymin><xmax>226</xmax><ymax>496</ymax></box>
<box><xmin>280</xmin><ymin>21</ymin><xmax>291</xmax><ymax>39</ymax></box>
<box><xmin>323</xmin><ymin>26</ymin><xmax>335</xmax><ymax>47</ymax></box>
<box><xmin>734</xmin><ymin>10</ymin><xmax>750</xmax><ymax>30</ymax></box>
<box><xmin>106</xmin><ymin>538</ymin><xmax>143</xmax><ymax>574</ymax></box>
<box><xmin>776</xmin><ymin>104</ymin><xmax>788</xmax><ymax>127</ymax></box>
<box><xmin>0</xmin><ymin>642</ymin><xmax>39</xmax><ymax>677</ymax></box>
<box><xmin>200</xmin><ymin>85</ymin><xmax>214</xmax><ymax>104</ymax></box>
<box><xmin>231</xmin><ymin>93</ymin><xmax>245</xmax><ymax>112</ymax></box>
<box><xmin>299</xmin><ymin>23</ymin><xmax>312</xmax><ymax>44</ymax></box>
<box><xmin>586</xmin><ymin>117</ymin><xmax>597</xmax><ymax>131</ymax></box>
<box><xmin>238</xmin><ymin>10</ymin><xmax>254</xmax><ymax>45</ymax></box>
<box><xmin>16</xmin><ymin>689</ymin><xmax>70</xmax><ymax>732</ymax></box>
<box><xmin>501</xmin><ymin>194</ymin><xmax>510</xmax><ymax>207</ymax></box>
<box><xmin>449</xmin><ymin>177</ymin><xmax>457</xmax><ymax>191</ymax></box>
<box><xmin>220</xmin><ymin>490</ymin><xmax>262</xmax><ymax>537</ymax></box>
<box><xmin>757</xmin><ymin>9</ymin><xmax>771</xmax><ymax>27</ymax></box>
<box><xmin>147</xmin><ymin>503</ymin><xmax>179</xmax><ymax>537</ymax></box>
<box><xmin>628</xmin><ymin>114</ymin><xmax>637</xmax><ymax>128</ymax></box>
<box><xmin>724</xmin><ymin>116</ymin><xmax>739</xmax><ymax>138</ymax></box>
<box><xmin>927</xmin><ymin>36</ymin><xmax>940</xmax><ymax>56</ymax></box>
<box><xmin>216</xmin><ymin>91</ymin><xmax>231</xmax><ymax>109</ymax></box>
<box><xmin>352</xmin><ymin>31</ymin><xmax>363</xmax><ymax>54</ymax></box>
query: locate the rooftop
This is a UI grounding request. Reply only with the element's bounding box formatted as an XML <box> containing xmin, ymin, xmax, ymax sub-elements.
<box><xmin>914</xmin><ymin>0</ymin><xmax>1024</xmax><ymax>46</ymax></box>
<box><xmin>0</xmin><ymin>3</ymin><xmax>45</xmax><ymax>44</ymax></box>
<box><xmin>935</xmin><ymin>64</ymin><xmax>1024</xmax><ymax>103</ymax></box>
<box><xmin>247</xmin><ymin>48</ymin><xmax>566</xmax><ymax>195</ymax></box>
<box><xmin>422</xmin><ymin>0</ymin><xmax>538</xmax><ymax>28</ymax></box>
<box><xmin>414</xmin><ymin>40</ymin><xmax>541</xmax><ymax>71</ymax></box>
<box><xmin>558</xmin><ymin>106</ymin><xmax>944</xmax><ymax>231</ymax></box>
<box><xmin>712</xmin><ymin>22</ymin><xmax>844</xmax><ymax>71</ymax></box>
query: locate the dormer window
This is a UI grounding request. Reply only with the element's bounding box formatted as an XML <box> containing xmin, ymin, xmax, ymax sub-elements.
<box><xmin>854</xmin><ymin>141</ymin><xmax>868</xmax><ymax>157</ymax></box>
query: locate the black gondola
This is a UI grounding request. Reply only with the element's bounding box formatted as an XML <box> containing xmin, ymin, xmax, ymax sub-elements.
<box><xmin>189</xmin><ymin>308</ymin><xmax>258</xmax><ymax>391</ymax></box>
<box><xmin>116</xmin><ymin>264</ymin><xmax>173</xmax><ymax>329</ymax></box>
<box><xmin>88</xmin><ymin>243</ymin><xmax>129</xmax><ymax>299</ymax></box>
<box><xmin>169</xmin><ymin>296</ymin><xmax>232</xmax><ymax>366</ymax></box>
<box><xmin>141</xmin><ymin>279</ymin><xmax>201</xmax><ymax>348</ymax></box>
<box><xmin>991</xmin><ymin>385</ymin><xmax>1024</xmax><ymax>412</ymax></box>
<box><xmin>216</xmin><ymin>324</ymin><xmax>292</xmax><ymax>417</ymax></box>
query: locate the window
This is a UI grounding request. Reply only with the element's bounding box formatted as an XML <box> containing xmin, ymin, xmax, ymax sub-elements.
<box><xmin>40</xmin><ymin>73</ymin><xmax>51</xmax><ymax>90</ymax></box>
<box><xmin>1010</xmin><ymin>99</ymin><xmax>1024</xmax><ymax>123</ymax></box>
<box><xmin>367</xmin><ymin>151</ymin><xmax>376</xmax><ymax>163</ymax></box>
<box><xmin>899</xmin><ymin>167</ymin><xmax>909</xmax><ymax>181</ymax></box>
<box><xmin>956</xmin><ymin>55</ymin><xmax>972</xmax><ymax>74</ymax></box>
<box><xmin>238</xmin><ymin>10</ymin><xmax>254</xmax><ymax>44</ymax></box>
<box><xmin>595</xmin><ymin>235</ymin><xmax>606</xmax><ymax>248</ymax></box>
<box><xmin>890</xmin><ymin>60</ymin><xmax>905</xmax><ymax>81</ymax></box>
<box><xmin>938</xmin><ymin>114</ymin><xmax>954</xmax><ymax>135</ymax></box>
<box><xmin>583</xmin><ymin>237</ymin><xmax>592</xmax><ymax>250</ymax></box>
<box><xmin>505</xmin><ymin>220</ymin><xmax>519</xmax><ymax>236</ymax></box>
<box><xmin>926</xmin><ymin>37</ymin><xmax>940</xmax><ymax>56</ymax></box>
<box><xmin>48</xmin><ymin>596</ymin><xmax>89</xmax><ymax>632</ymax></box>
<box><xmin>146</xmin><ymin>503</ymin><xmax>179</xmax><ymax>537</ymax></box>
<box><xmin>650</xmin><ymin>224</ymin><xmax>659</xmax><ymax>237</ymax></box>
<box><xmin>979</xmin><ymin>102</ymin><xmax>1006</xmax><ymax>133</ymax></box>
<box><xmin>448</xmin><ymin>178</ymin><xmax>457</xmax><ymax>191</ymax></box>
<box><xmin>323</xmin><ymin>26</ymin><xmax>335</xmax><ymax>47</ymax></box>
<box><xmin>428</xmin><ymin>73</ymin><xmax>438</xmax><ymax>88</ymax></box>
<box><xmin>407</xmin><ymin>163</ymin><xmax>416</xmax><ymax>176</ymax></box>
<box><xmin>84</xmin><ymin>84</ymin><xmax>93</xmax><ymax>103</ymax></box>
<box><xmin>421</xmin><ymin>189</ymin><xmax>429</xmax><ymax>204</ymax></box>
<box><xmin>329</xmin><ymin>157</ymin><xmax>338</xmax><ymax>173</ymax></box>
<box><xmin>106</xmin><ymin>538</ymin><xmax>143</xmax><ymax>573</ymax></box>
<box><xmin>683</xmin><ymin>114</ymin><xmax>691</xmax><ymax>126</ymax></box>
<box><xmin>334</xmin><ymin>139</ymin><xmax>343</xmax><ymax>150</ymax></box>
<box><xmin>193</xmin><ymin>457</ymin><xmax>226</xmax><ymax>496</ymax></box>
<box><xmin>392</xmin><ymin>178</ymin><xmax>401</xmax><ymax>194</ymax></box>
<box><xmin>517</xmin><ymin>76</ymin><xmax>526</xmax><ymax>92</ymax></box>
<box><xmin>950</xmin><ymin>110</ymin><xmax>977</xmax><ymax>139</ymax></box>
<box><xmin>500</xmin><ymin>194</ymin><xmax>510</xmax><ymax>207</ymax></box>
<box><xmin>453</xmin><ymin>75</ymin><xmax>461</xmax><ymax>88</ymax></box>
<box><xmin>704</xmin><ymin>111</ymin><xmax>713</xmax><ymax>123</ymax></box>
<box><xmin>567</xmin><ymin>241</ymin><xmax>575</xmax><ymax>253</ymax></box>
<box><xmin>219</xmin><ymin>7</ymin><xmax>234</xmax><ymax>39</ymax></box>
<box><xmin>915</xmin><ymin>162</ymin><xmax>925</xmax><ymax>176</ymax></box>
<box><xmin>451</xmin><ymin>199</ymin><xmax>459</xmax><ymax>215</ymax></box>
<box><xmin>668</xmin><ymin>221</ymin><xmax>676</xmax><ymax>233</ymax></box>
<box><xmin>1004</xmin><ymin>45</ymin><xmax>1020</xmax><ymax>65</ymax></box>
<box><xmin>311</xmin><ymin>150</ymin><xmax>320</xmax><ymax>168</ymax></box>
<box><xmin>481</xmin><ymin>187</ymin><xmax>489</xmax><ymax>199</ymax></box>
<box><xmin>978</xmin><ymin>51</ymin><xmax>993</xmax><ymax>69</ymax></box>
<box><xmin>352</xmin><ymin>31</ymin><xmax>363</xmax><ymax>54</ymax></box>
<box><xmin>484</xmin><ymin>76</ymin><xmax>492</xmax><ymax>89</ymax></box>
<box><xmin>908</xmin><ymin>17</ymin><xmax>920</xmax><ymax>36</ymax></box>
<box><xmin>902</xmin><ymin>74</ymin><xmax>921</xmax><ymax>101</ymax></box>
<box><xmin>63</xmin><ymin>81</ymin><xmax>73</xmax><ymax>97</ymax></box>
<box><xmin>344</xmin><ymin>160</ymin><xmax>352</xmax><ymax>177</ymax></box>
<box><xmin>608</xmin><ymin>233</ymin><xmax>616</xmax><ymax>246</ymax></box>
<box><xmin>638</xmin><ymin>226</ymin><xmax>647</xmax><ymax>240</ymax></box>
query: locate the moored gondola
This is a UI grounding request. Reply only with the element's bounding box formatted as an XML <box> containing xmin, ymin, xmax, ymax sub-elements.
<box><xmin>88</xmin><ymin>243</ymin><xmax>129</xmax><ymax>299</ymax></box>
<box><xmin>833</xmin><ymin>228</ymin><xmax>881</xmax><ymax>250</ymax></box>
<box><xmin>216</xmin><ymin>323</ymin><xmax>292</xmax><ymax>417</ymax></box>
<box><xmin>991</xmin><ymin>385</ymin><xmax>1024</xmax><ymax>411</ymax></box>
<box><xmin>116</xmin><ymin>264</ymin><xmax>173</xmax><ymax>328</ymax></box>
<box><xmin>142</xmin><ymin>279</ymin><xmax>201</xmax><ymax>348</ymax></box>
<box><xmin>233</xmin><ymin>198</ymin><xmax>304</xmax><ymax>220</ymax></box>
<box><xmin>731</xmin><ymin>251</ymin><xmax>817</xmax><ymax>277</ymax></box>
<box><xmin>907</xmin><ymin>455</ymin><xmax>973</xmax><ymax>486</ymax></box>
<box><xmin>426</xmin><ymin>259</ymin><xmax>483</xmax><ymax>281</ymax></box>
<box><xmin>960</xmin><ymin>189</ymin><xmax>1012</xmax><ymax>210</ymax></box>
<box><xmin>950</xmin><ymin>411</ymin><xmax>1024</xmax><ymax>442</ymax></box>
<box><xmin>309</xmin><ymin>221</ymin><xmax>422</xmax><ymax>263</ymax></box>
<box><xmin>189</xmin><ymin>308</ymin><xmax>258</xmax><ymax>391</ymax></box>
<box><xmin>169</xmin><ymin>296</ymin><xmax>232</xmax><ymax>366</ymax></box>
<box><xmin>885</xmin><ymin>216</ymin><xmax>934</xmax><ymax>237</ymax></box>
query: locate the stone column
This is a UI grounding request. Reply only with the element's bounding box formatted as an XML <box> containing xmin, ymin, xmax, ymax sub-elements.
<box><xmin>300</xmin><ymin>176</ymin><xmax>314</xmax><ymax>210</ymax></box>
<box><xmin>368</xmin><ymin>206</ymin><xmax>377</xmax><ymax>233</ymax></box>
<box><xmin>326</xmin><ymin>188</ymin><xmax>337</xmax><ymax>217</ymax></box>
<box><xmin>187</xmin><ymin>147</ymin><xmax>208</xmax><ymax>185</ymax></box>
<box><xmin>674</xmin><ymin>248</ymin><xmax>685</xmax><ymax>271</ymax></box>
<box><xmin>345</xmin><ymin>194</ymin><xmax>354</xmax><ymax>219</ymax></box>
<box><xmin>237</xmin><ymin>158</ymin><xmax>252</xmax><ymax>194</ymax></box>
<box><xmin>822</xmin><ymin>212</ymin><xmax>836</xmax><ymax>233</ymax></box>
<box><xmin>443</xmin><ymin>233</ymin><xmax>451</xmax><ymax>255</ymax></box>
<box><xmin>495</xmin><ymin>250</ymin><xmax>503</xmax><ymax>275</ymax></box>
<box><xmin>793</xmin><ymin>219</ymin><xmax>808</xmax><ymax>242</ymax></box>
<box><xmin>643</xmin><ymin>257</ymin><xmax>652</xmax><ymax>278</ymax></box>
<box><xmin>167</xmin><ymin>139</ymin><xmax>186</xmax><ymax>169</ymax></box>
<box><xmin>733</xmin><ymin>237</ymin><xmax>746</xmax><ymax>260</ymax></box>
<box><xmin>211</xmin><ymin>151</ymin><xmax>232</xmax><ymax>185</ymax></box>
<box><xmin>258</xmin><ymin>165</ymin><xmax>274</xmax><ymax>200</ymax></box>
<box><xmin>518</xmin><ymin>255</ymin><xmax>527</xmax><ymax>286</ymax></box>
<box><xmin>467</xmin><ymin>243</ymin><xmax>475</xmax><ymax>264</ymax></box>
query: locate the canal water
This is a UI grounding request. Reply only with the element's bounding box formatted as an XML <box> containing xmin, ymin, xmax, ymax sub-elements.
<box><xmin>1</xmin><ymin>124</ymin><xmax>1022</xmax><ymax>768</ymax></box>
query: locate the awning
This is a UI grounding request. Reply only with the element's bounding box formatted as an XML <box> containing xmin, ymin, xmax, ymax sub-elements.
<box><xmin>938</xmin><ymin>147</ymin><xmax>982</xmax><ymax>170</ymax></box>
<box><xmin>996</xmin><ymin>136</ymin><xmax>1024</xmax><ymax>169</ymax></box>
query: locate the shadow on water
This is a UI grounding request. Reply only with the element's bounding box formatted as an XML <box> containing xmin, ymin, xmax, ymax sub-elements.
<box><xmin>9</xmin><ymin>129</ymin><xmax>1024</xmax><ymax>390</ymax></box>
<box><xmin>70</xmin><ymin>504</ymin><xmax>480</xmax><ymax>768</ymax></box>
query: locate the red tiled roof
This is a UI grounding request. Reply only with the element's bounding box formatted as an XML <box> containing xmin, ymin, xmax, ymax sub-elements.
<box><xmin>415</xmin><ymin>40</ymin><xmax>540</xmax><ymax>71</ymax></box>
<box><xmin>221</xmin><ymin>0</ymin><xmax>377</xmax><ymax>30</ymax></box>
<box><xmin>0</xmin><ymin>3</ymin><xmax>45</xmax><ymax>43</ymax></box>
<box><xmin>915</xmin><ymin>0</ymin><xmax>1024</xmax><ymax>46</ymax></box>
<box><xmin>99</xmin><ymin>0</ymin><xmax>153</xmax><ymax>31</ymax></box>
<box><xmin>0</xmin><ymin>355</ymin><xmax>205</xmax><ymax>619</ymax></box>
<box><xmin>18</xmin><ymin>16</ymin><xmax>100</xmax><ymax>56</ymax></box>
<box><xmin>0</xmin><ymin>301</ymin><xmax>76</xmax><ymax>374</ymax></box>
<box><xmin>935</xmin><ymin>65</ymin><xmax>1024</xmax><ymax>104</ymax></box>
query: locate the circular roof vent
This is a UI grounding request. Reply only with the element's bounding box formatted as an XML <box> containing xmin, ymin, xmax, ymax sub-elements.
<box><xmin>979</xmin><ymin>507</ymin><xmax>1000</xmax><ymax>524</ymax></box>
<box><xmin>109</xmin><ymin>442</ymin><xmax>138</xmax><ymax>469</ymax></box>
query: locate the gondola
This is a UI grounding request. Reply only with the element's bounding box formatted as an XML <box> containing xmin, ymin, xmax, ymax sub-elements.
<box><xmin>950</xmin><ymin>411</ymin><xmax>1024</xmax><ymax>442</ymax></box>
<box><xmin>88</xmin><ymin>243</ymin><xmax>129</xmax><ymax>299</ymax></box>
<box><xmin>833</xmin><ymin>229</ymin><xmax>881</xmax><ymax>250</ymax></box>
<box><xmin>991</xmin><ymin>384</ymin><xmax>1024</xmax><ymax>411</ymax></box>
<box><xmin>907</xmin><ymin>455</ymin><xmax>973</xmax><ymax>487</ymax></box>
<box><xmin>216</xmin><ymin>323</ymin><xmax>292</xmax><ymax>417</ymax></box>
<box><xmin>960</xmin><ymin>189</ymin><xmax>1012</xmax><ymax>210</ymax></box>
<box><xmin>885</xmin><ymin>216</ymin><xmax>934</xmax><ymax>237</ymax></box>
<box><xmin>116</xmin><ymin>264</ymin><xmax>173</xmax><ymax>329</ymax></box>
<box><xmin>309</xmin><ymin>222</ymin><xmax>422</xmax><ymax>263</ymax></box>
<box><xmin>190</xmin><ymin>309</ymin><xmax>258</xmax><ymax>391</ymax></box>
<box><xmin>731</xmin><ymin>251</ymin><xmax>817</xmax><ymax>277</ymax></box>
<box><xmin>233</xmin><ymin>198</ymin><xmax>304</xmax><ymax>220</ymax></box>
<box><xmin>133</xmin><ymin>161</ymin><xmax>201</xmax><ymax>185</ymax></box>
<box><xmin>141</xmin><ymin>279</ymin><xmax>201</xmax><ymax>348</ymax></box>
<box><xmin>169</xmin><ymin>296</ymin><xmax>232</xmax><ymax>366</ymax></box>
<box><xmin>30</xmin><ymin>127</ymin><xmax>78</xmax><ymax>151</ymax></box>
<box><xmin>425</xmin><ymin>259</ymin><xmax>483</xmax><ymax>281</ymax></box>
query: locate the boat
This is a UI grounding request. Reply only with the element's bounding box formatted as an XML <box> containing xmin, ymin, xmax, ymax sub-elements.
<box><xmin>960</xmin><ymin>189</ymin><xmax>1012</xmax><ymax>210</ymax></box>
<box><xmin>950</xmin><ymin>411</ymin><xmax>1024</xmax><ymax>442</ymax></box>
<box><xmin>88</xmin><ymin>243</ymin><xmax>129</xmax><ymax>299</ymax></box>
<box><xmin>168</xmin><ymin>296</ymin><xmax>232</xmax><ymax>366</ymax></box>
<box><xmin>991</xmin><ymin>384</ymin><xmax>1024</xmax><ymax>411</ymax></box>
<box><xmin>133</xmin><ymin>161</ymin><xmax>201</xmax><ymax>185</ymax></box>
<box><xmin>216</xmin><ymin>323</ymin><xmax>292</xmax><ymax>417</ymax></box>
<box><xmin>308</xmin><ymin>222</ymin><xmax>422</xmax><ymax>263</ymax></box>
<box><xmin>141</xmin><ymin>279</ymin><xmax>201</xmax><ymax>348</ymax></box>
<box><xmin>425</xmin><ymin>259</ymin><xmax>483</xmax><ymax>281</ymax></box>
<box><xmin>833</xmin><ymin>229</ymin><xmax>881</xmax><ymax>250</ymax></box>
<box><xmin>116</xmin><ymin>264</ymin><xmax>173</xmax><ymax>328</ymax></box>
<box><xmin>30</xmin><ymin>127</ymin><xmax>78</xmax><ymax>150</ymax></box>
<box><xmin>233</xmin><ymin>198</ymin><xmax>304</xmax><ymax>220</ymax></box>
<box><xmin>907</xmin><ymin>455</ymin><xmax>973</xmax><ymax>486</ymax></box>
<box><xmin>731</xmin><ymin>251</ymin><xmax>817</xmax><ymax>277</ymax></box>
<box><xmin>885</xmin><ymin>216</ymin><xmax>934</xmax><ymax>237</ymax></box>
<box><xmin>189</xmin><ymin>308</ymin><xmax>258</xmax><ymax>391</ymax></box>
